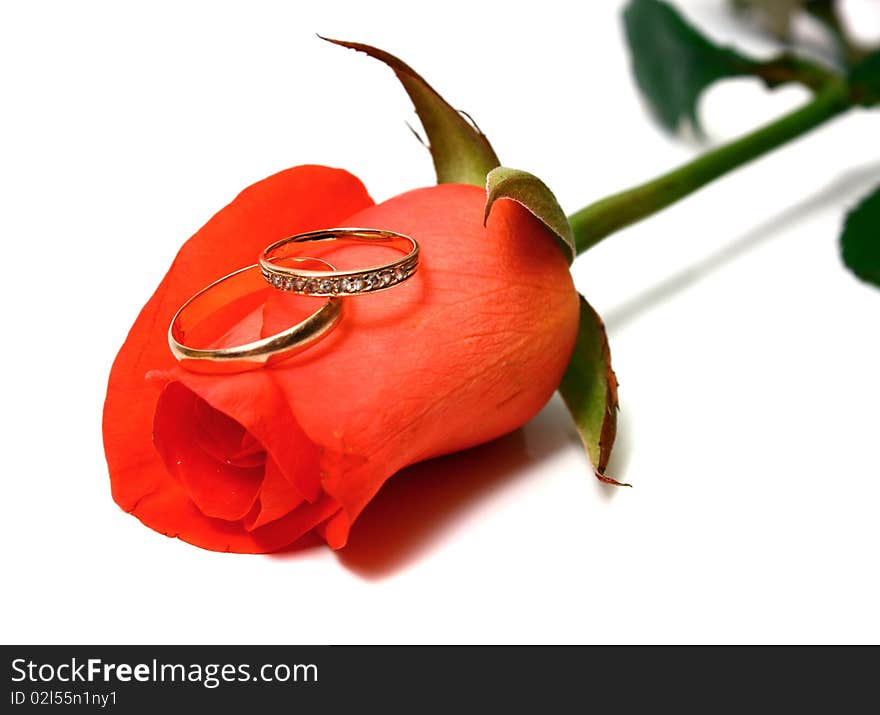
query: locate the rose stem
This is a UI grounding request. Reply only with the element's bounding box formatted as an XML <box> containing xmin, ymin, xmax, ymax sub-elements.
<box><xmin>568</xmin><ymin>80</ymin><xmax>852</xmax><ymax>255</ymax></box>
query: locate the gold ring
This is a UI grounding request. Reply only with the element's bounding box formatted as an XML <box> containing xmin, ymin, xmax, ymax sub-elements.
<box><xmin>259</xmin><ymin>228</ymin><xmax>419</xmax><ymax>296</ymax></box>
<box><xmin>168</xmin><ymin>258</ymin><xmax>342</xmax><ymax>374</ymax></box>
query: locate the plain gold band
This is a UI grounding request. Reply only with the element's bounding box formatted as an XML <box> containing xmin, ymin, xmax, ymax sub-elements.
<box><xmin>259</xmin><ymin>228</ymin><xmax>419</xmax><ymax>296</ymax></box>
<box><xmin>168</xmin><ymin>260</ymin><xmax>342</xmax><ymax>374</ymax></box>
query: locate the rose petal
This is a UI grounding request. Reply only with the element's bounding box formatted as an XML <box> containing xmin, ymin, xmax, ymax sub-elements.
<box><xmin>126</xmin><ymin>475</ymin><xmax>340</xmax><ymax>553</ymax></box>
<box><xmin>243</xmin><ymin>455</ymin><xmax>306</xmax><ymax>532</ymax></box>
<box><xmin>315</xmin><ymin>510</ymin><xmax>351</xmax><ymax>551</ymax></box>
<box><xmin>247</xmin><ymin>495</ymin><xmax>341</xmax><ymax>553</ymax></box>
<box><xmin>103</xmin><ymin>165</ymin><xmax>373</xmax><ymax>552</ymax></box>
<box><xmin>171</xmin><ymin>368</ymin><xmax>323</xmax><ymax>503</ymax></box>
<box><xmin>192</xmin><ymin>392</ymin><xmax>266</xmax><ymax>469</ymax></box>
<box><xmin>153</xmin><ymin>383</ymin><xmax>263</xmax><ymax>521</ymax></box>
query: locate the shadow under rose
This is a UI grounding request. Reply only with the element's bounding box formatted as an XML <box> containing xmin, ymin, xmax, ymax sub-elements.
<box><xmin>264</xmin><ymin>397</ymin><xmax>622</xmax><ymax>570</ymax></box>
<box><xmin>335</xmin><ymin>431</ymin><xmax>530</xmax><ymax>579</ymax></box>
<box><xmin>335</xmin><ymin>398</ymin><xmax>580</xmax><ymax>579</ymax></box>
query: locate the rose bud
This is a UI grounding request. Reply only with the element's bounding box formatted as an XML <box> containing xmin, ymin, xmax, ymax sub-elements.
<box><xmin>103</xmin><ymin>164</ymin><xmax>579</xmax><ymax>552</ymax></box>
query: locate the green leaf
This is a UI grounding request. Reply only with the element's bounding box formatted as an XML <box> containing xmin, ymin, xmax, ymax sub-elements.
<box><xmin>623</xmin><ymin>0</ymin><xmax>756</xmax><ymax>134</ymax></box>
<box><xmin>849</xmin><ymin>49</ymin><xmax>880</xmax><ymax>106</ymax></box>
<box><xmin>484</xmin><ymin>167</ymin><xmax>575</xmax><ymax>263</ymax></box>
<box><xmin>558</xmin><ymin>295</ymin><xmax>627</xmax><ymax>486</ymax></box>
<box><xmin>322</xmin><ymin>37</ymin><xmax>500</xmax><ymax>187</ymax></box>
<box><xmin>841</xmin><ymin>184</ymin><xmax>880</xmax><ymax>287</ymax></box>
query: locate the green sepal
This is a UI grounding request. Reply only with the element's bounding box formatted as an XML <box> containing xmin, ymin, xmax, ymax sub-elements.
<box><xmin>323</xmin><ymin>37</ymin><xmax>500</xmax><ymax>186</ymax></box>
<box><xmin>558</xmin><ymin>295</ymin><xmax>627</xmax><ymax>485</ymax></box>
<box><xmin>485</xmin><ymin>167</ymin><xmax>575</xmax><ymax>263</ymax></box>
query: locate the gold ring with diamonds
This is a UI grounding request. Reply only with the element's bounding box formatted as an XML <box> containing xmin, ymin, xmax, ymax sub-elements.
<box><xmin>259</xmin><ymin>228</ymin><xmax>419</xmax><ymax>296</ymax></box>
<box><xmin>168</xmin><ymin>258</ymin><xmax>342</xmax><ymax>374</ymax></box>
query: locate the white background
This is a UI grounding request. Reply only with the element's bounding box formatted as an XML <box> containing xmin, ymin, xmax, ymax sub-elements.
<box><xmin>2</xmin><ymin>0</ymin><xmax>878</xmax><ymax>644</ymax></box>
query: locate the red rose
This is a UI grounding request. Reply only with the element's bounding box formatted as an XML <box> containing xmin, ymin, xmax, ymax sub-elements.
<box><xmin>103</xmin><ymin>164</ymin><xmax>579</xmax><ymax>552</ymax></box>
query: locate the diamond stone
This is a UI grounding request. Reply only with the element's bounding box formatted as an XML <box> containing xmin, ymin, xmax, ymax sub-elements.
<box><xmin>379</xmin><ymin>270</ymin><xmax>393</xmax><ymax>286</ymax></box>
<box><xmin>319</xmin><ymin>279</ymin><xmax>335</xmax><ymax>293</ymax></box>
<box><xmin>394</xmin><ymin>267</ymin><xmax>407</xmax><ymax>281</ymax></box>
<box><xmin>304</xmin><ymin>278</ymin><xmax>320</xmax><ymax>293</ymax></box>
<box><xmin>280</xmin><ymin>277</ymin><xmax>292</xmax><ymax>291</ymax></box>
